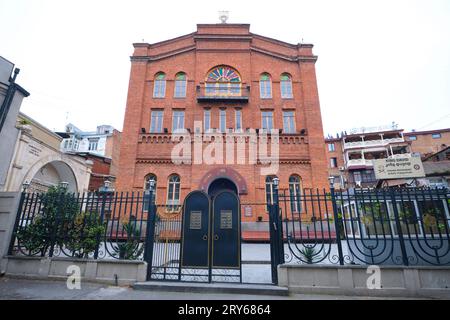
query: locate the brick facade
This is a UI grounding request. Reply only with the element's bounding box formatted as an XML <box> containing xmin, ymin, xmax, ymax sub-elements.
<box><xmin>405</xmin><ymin>129</ymin><xmax>450</xmax><ymax>158</ymax></box>
<box><xmin>116</xmin><ymin>23</ymin><xmax>328</xmax><ymax>221</ymax></box>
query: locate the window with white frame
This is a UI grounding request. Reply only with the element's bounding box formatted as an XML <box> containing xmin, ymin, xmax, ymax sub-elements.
<box><xmin>219</xmin><ymin>109</ymin><xmax>226</xmax><ymax>133</ymax></box>
<box><xmin>153</xmin><ymin>73</ymin><xmax>166</xmax><ymax>98</ymax></box>
<box><xmin>328</xmin><ymin>143</ymin><xmax>336</xmax><ymax>152</ymax></box>
<box><xmin>283</xmin><ymin>111</ymin><xmax>296</xmax><ymax>133</ymax></box>
<box><xmin>330</xmin><ymin>158</ymin><xmax>338</xmax><ymax>168</ymax></box>
<box><xmin>167</xmin><ymin>174</ymin><xmax>181</xmax><ymax>207</ymax></box>
<box><xmin>88</xmin><ymin>138</ymin><xmax>99</xmax><ymax>151</ymax></box>
<box><xmin>265</xmin><ymin>176</ymin><xmax>278</xmax><ymax>211</ymax></box>
<box><xmin>289</xmin><ymin>175</ymin><xmax>302</xmax><ymax>213</ymax></box>
<box><xmin>172</xmin><ymin>111</ymin><xmax>185</xmax><ymax>132</ymax></box>
<box><xmin>235</xmin><ymin>109</ymin><xmax>242</xmax><ymax>132</ymax></box>
<box><xmin>150</xmin><ymin>110</ymin><xmax>164</xmax><ymax>133</ymax></box>
<box><xmin>174</xmin><ymin>72</ymin><xmax>187</xmax><ymax>98</ymax></box>
<box><xmin>261</xmin><ymin>111</ymin><xmax>274</xmax><ymax>131</ymax></box>
<box><xmin>259</xmin><ymin>73</ymin><xmax>272</xmax><ymax>99</ymax></box>
<box><xmin>204</xmin><ymin>109</ymin><xmax>211</xmax><ymax>132</ymax></box>
<box><xmin>280</xmin><ymin>73</ymin><xmax>293</xmax><ymax>98</ymax></box>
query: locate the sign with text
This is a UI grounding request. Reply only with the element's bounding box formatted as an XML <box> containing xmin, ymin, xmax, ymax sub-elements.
<box><xmin>374</xmin><ymin>157</ymin><xmax>425</xmax><ymax>180</ymax></box>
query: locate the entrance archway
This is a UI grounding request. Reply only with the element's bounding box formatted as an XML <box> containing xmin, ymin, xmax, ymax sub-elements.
<box><xmin>208</xmin><ymin>178</ymin><xmax>238</xmax><ymax>198</ymax></box>
<box><xmin>27</xmin><ymin>161</ymin><xmax>78</xmax><ymax>193</ymax></box>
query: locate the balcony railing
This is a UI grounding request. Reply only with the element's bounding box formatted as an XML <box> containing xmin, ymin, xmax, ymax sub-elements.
<box><xmin>346</xmin><ymin>159</ymin><xmax>374</xmax><ymax>168</ymax></box>
<box><xmin>343</xmin><ymin>137</ymin><xmax>405</xmax><ymax>149</ymax></box>
<box><xmin>346</xmin><ymin>153</ymin><xmax>413</xmax><ymax>169</ymax></box>
<box><xmin>196</xmin><ymin>84</ymin><xmax>250</xmax><ymax>103</ymax></box>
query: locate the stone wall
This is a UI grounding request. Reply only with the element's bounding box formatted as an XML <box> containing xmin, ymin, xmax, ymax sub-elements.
<box><xmin>278</xmin><ymin>264</ymin><xmax>450</xmax><ymax>298</ymax></box>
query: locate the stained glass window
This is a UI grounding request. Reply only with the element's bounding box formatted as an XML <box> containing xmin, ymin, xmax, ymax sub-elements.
<box><xmin>280</xmin><ymin>73</ymin><xmax>293</xmax><ymax>98</ymax></box>
<box><xmin>174</xmin><ymin>72</ymin><xmax>187</xmax><ymax>98</ymax></box>
<box><xmin>260</xmin><ymin>73</ymin><xmax>272</xmax><ymax>99</ymax></box>
<box><xmin>207</xmin><ymin>66</ymin><xmax>241</xmax><ymax>82</ymax></box>
<box><xmin>206</xmin><ymin>66</ymin><xmax>241</xmax><ymax>96</ymax></box>
<box><xmin>153</xmin><ymin>73</ymin><xmax>166</xmax><ymax>98</ymax></box>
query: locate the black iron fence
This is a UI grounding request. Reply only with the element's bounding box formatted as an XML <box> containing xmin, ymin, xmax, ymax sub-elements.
<box><xmin>8</xmin><ymin>188</ymin><xmax>150</xmax><ymax>260</ymax></box>
<box><xmin>279</xmin><ymin>186</ymin><xmax>450</xmax><ymax>266</ymax></box>
<box><xmin>8</xmin><ymin>185</ymin><xmax>450</xmax><ymax>273</ymax></box>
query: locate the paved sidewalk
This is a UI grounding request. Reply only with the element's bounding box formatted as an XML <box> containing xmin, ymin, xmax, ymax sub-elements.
<box><xmin>0</xmin><ymin>277</ymin><xmax>424</xmax><ymax>300</ymax></box>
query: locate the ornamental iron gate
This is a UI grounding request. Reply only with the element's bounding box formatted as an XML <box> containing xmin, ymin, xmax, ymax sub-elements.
<box><xmin>146</xmin><ymin>190</ymin><xmax>242</xmax><ymax>283</ymax></box>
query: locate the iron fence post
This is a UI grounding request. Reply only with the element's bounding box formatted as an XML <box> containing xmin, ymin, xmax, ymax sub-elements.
<box><xmin>94</xmin><ymin>192</ymin><xmax>107</xmax><ymax>259</ymax></box>
<box><xmin>144</xmin><ymin>188</ymin><xmax>156</xmax><ymax>281</ymax></box>
<box><xmin>7</xmin><ymin>192</ymin><xmax>27</xmax><ymax>255</ymax></box>
<box><xmin>48</xmin><ymin>190</ymin><xmax>64</xmax><ymax>257</ymax></box>
<box><xmin>273</xmin><ymin>181</ymin><xmax>284</xmax><ymax>265</ymax></box>
<box><xmin>389</xmin><ymin>188</ymin><xmax>409</xmax><ymax>266</ymax></box>
<box><xmin>268</xmin><ymin>178</ymin><xmax>283</xmax><ymax>284</ymax></box>
<box><xmin>329</xmin><ymin>181</ymin><xmax>344</xmax><ymax>265</ymax></box>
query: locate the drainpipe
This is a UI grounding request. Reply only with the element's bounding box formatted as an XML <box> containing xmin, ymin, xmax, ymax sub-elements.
<box><xmin>0</xmin><ymin>68</ymin><xmax>20</xmax><ymax>134</ymax></box>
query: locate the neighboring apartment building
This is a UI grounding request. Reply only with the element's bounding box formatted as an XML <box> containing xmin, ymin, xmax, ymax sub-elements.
<box><xmin>422</xmin><ymin>146</ymin><xmax>450</xmax><ymax>188</ymax></box>
<box><xmin>325</xmin><ymin>125</ymin><xmax>413</xmax><ymax>188</ymax></box>
<box><xmin>404</xmin><ymin>128</ymin><xmax>450</xmax><ymax>159</ymax></box>
<box><xmin>57</xmin><ymin>124</ymin><xmax>121</xmax><ymax>191</ymax></box>
<box><xmin>325</xmin><ymin>126</ymin><xmax>450</xmax><ymax>189</ymax></box>
<box><xmin>116</xmin><ymin>22</ymin><xmax>329</xmax><ymax>221</ymax></box>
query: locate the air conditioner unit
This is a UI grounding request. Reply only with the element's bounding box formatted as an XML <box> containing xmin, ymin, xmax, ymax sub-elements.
<box><xmin>339</xmin><ymin>167</ymin><xmax>345</xmax><ymax>171</ymax></box>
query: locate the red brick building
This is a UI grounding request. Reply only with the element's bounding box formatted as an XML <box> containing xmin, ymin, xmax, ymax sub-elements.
<box><xmin>117</xmin><ymin>23</ymin><xmax>328</xmax><ymax>221</ymax></box>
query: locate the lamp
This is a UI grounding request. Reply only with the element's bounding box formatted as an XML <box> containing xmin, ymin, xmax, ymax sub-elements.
<box><xmin>99</xmin><ymin>179</ymin><xmax>114</xmax><ymax>193</ymax></box>
<box><xmin>273</xmin><ymin>177</ymin><xmax>279</xmax><ymax>187</ymax></box>
<box><xmin>22</xmin><ymin>181</ymin><xmax>30</xmax><ymax>192</ymax></box>
<box><xmin>59</xmin><ymin>181</ymin><xmax>69</xmax><ymax>190</ymax></box>
<box><xmin>328</xmin><ymin>176</ymin><xmax>335</xmax><ymax>188</ymax></box>
<box><xmin>148</xmin><ymin>178</ymin><xmax>156</xmax><ymax>191</ymax></box>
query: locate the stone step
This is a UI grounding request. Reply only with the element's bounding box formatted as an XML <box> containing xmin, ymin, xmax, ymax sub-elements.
<box><xmin>133</xmin><ymin>281</ymin><xmax>289</xmax><ymax>296</ymax></box>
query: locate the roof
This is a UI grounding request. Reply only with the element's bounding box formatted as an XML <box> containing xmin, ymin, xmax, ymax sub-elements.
<box><xmin>404</xmin><ymin>128</ymin><xmax>450</xmax><ymax>136</ymax></box>
<box><xmin>423</xmin><ymin>161</ymin><xmax>450</xmax><ymax>176</ymax></box>
<box><xmin>423</xmin><ymin>146</ymin><xmax>450</xmax><ymax>162</ymax></box>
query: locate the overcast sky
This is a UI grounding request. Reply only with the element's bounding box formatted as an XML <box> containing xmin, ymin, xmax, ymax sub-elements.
<box><xmin>1</xmin><ymin>0</ymin><xmax>449</xmax><ymax>136</ymax></box>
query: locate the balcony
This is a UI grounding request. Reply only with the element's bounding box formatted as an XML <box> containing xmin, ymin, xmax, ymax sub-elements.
<box><xmin>343</xmin><ymin>138</ymin><xmax>405</xmax><ymax>150</ymax></box>
<box><xmin>346</xmin><ymin>153</ymin><xmax>413</xmax><ymax>169</ymax></box>
<box><xmin>346</xmin><ymin>159</ymin><xmax>374</xmax><ymax>169</ymax></box>
<box><xmin>196</xmin><ymin>84</ymin><xmax>250</xmax><ymax>103</ymax></box>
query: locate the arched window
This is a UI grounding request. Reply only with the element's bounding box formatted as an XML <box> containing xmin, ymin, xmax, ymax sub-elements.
<box><xmin>144</xmin><ymin>174</ymin><xmax>157</xmax><ymax>207</ymax></box>
<box><xmin>260</xmin><ymin>73</ymin><xmax>272</xmax><ymax>99</ymax></box>
<box><xmin>265</xmin><ymin>176</ymin><xmax>278</xmax><ymax>211</ymax></box>
<box><xmin>289</xmin><ymin>175</ymin><xmax>302</xmax><ymax>213</ymax></box>
<box><xmin>167</xmin><ymin>174</ymin><xmax>181</xmax><ymax>207</ymax></box>
<box><xmin>174</xmin><ymin>72</ymin><xmax>187</xmax><ymax>98</ymax></box>
<box><xmin>280</xmin><ymin>73</ymin><xmax>293</xmax><ymax>99</ymax></box>
<box><xmin>153</xmin><ymin>73</ymin><xmax>166</xmax><ymax>98</ymax></box>
<box><xmin>205</xmin><ymin>66</ymin><xmax>241</xmax><ymax>96</ymax></box>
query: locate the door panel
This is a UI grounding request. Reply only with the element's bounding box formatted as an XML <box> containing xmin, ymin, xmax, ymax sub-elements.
<box><xmin>181</xmin><ymin>191</ymin><xmax>210</xmax><ymax>268</ymax></box>
<box><xmin>212</xmin><ymin>191</ymin><xmax>240</xmax><ymax>268</ymax></box>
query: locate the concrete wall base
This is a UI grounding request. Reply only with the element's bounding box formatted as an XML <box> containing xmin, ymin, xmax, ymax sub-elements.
<box><xmin>278</xmin><ymin>264</ymin><xmax>450</xmax><ymax>299</ymax></box>
<box><xmin>2</xmin><ymin>256</ymin><xmax>147</xmax><ymax>286</ymax></box>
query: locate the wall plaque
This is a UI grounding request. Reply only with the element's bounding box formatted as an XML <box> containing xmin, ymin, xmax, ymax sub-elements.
<box><xmin>189</xmin><ymin>211</ymin><xmax>202</xmax><ymax>230</ymax></box>
<box><xmin>220</xmin><ymin>210</ymin><xmax>233</xmax><ymax>229</ymax></box>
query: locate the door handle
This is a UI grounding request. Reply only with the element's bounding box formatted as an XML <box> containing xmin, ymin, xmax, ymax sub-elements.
<box><xmin>214</xmin><ymin>234</ymin><xmax>219</xmax><ymax>241</ymax></box>
<box><xmin>202</xmin><ymin>235</ymin><xmax>208</xmax><ymax>241</ymax></box>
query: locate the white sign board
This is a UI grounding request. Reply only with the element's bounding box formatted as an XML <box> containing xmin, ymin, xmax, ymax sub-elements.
<box><xmin>374</xmin><ymin>157</ymin><xmax>425</xmax><ymax>180</ymax></box>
